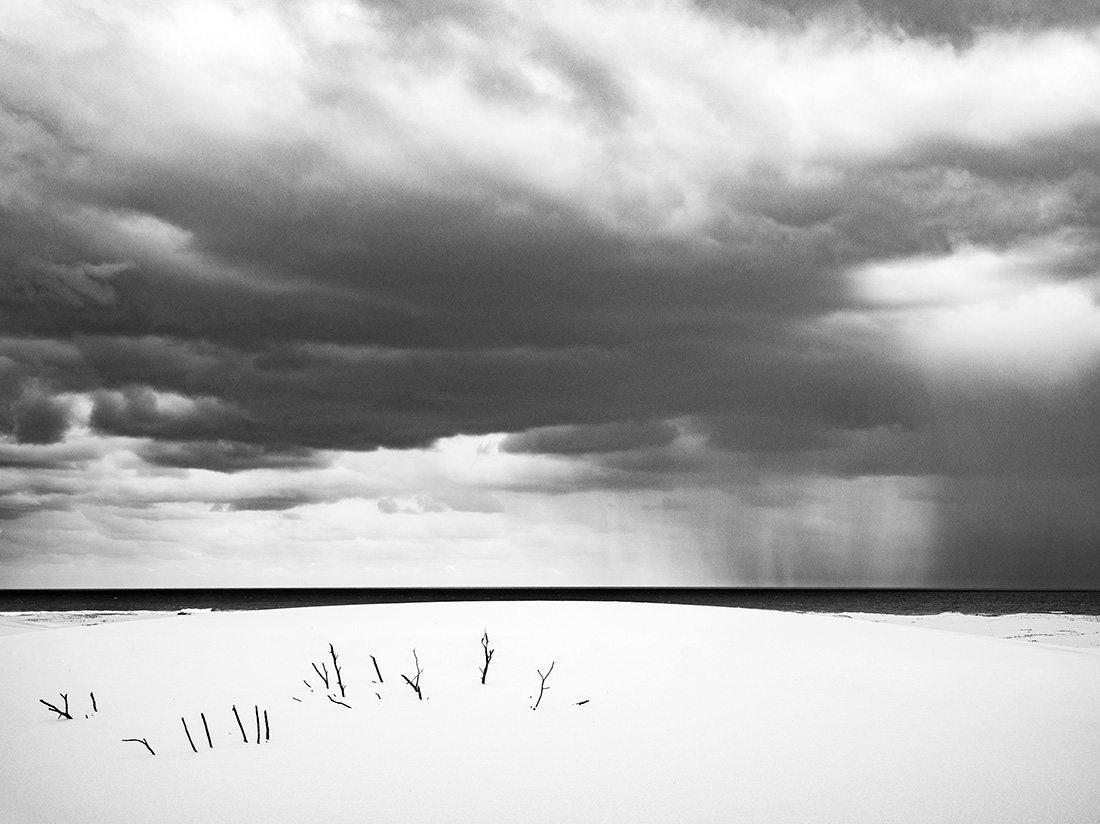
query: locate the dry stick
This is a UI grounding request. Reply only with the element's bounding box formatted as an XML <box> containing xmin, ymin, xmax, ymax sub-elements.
<box><xmin>201</xmin><ymin>712</ymin><xmax>212</xmax><ymax>748</ymax></box>
<box><xmin>39</xmin><ymin>693</ymin><xmax>72</xmax><ymax>720</ymax></box>
<box><xmin>264</xmin><ymin>709</ymin><xmax>270</xmax><ymax>742</ymax></box>
<box><xmin>122</xmin><ymin>737</ymin><xmax>155</xmax><ymax>756</ymax></box>
<box><xmin>400</xmin><ymin>649</ymin><xmax>424</xmax><ymax>700</ymax></box>
<box><xmin>182</xmin><ymin>717</ymin><xmax>197</xmax><ymax>753</ymax></box>
<box><xmin>232</xmin><ymin>704</ymin><xmax>248</xmax><ymax>743</ymax></box>
<box><xmin>303</xmin><ymin>680</ymin><xmax>313</xmax><ymax>692</ymax></box>
<box><xmin>292</xmin><ymin>697</ymin><xmax>302</xmax><ymax>703</ymax></box>
<box><xmin>371</xmin><ymin>655</ymin><xmax>383</xmax><ymax>684</ymax></box>
<box><xmin>479</xmin><ymin>630</ymin><xmax>495</xmax><ymax>685</ymax></box>
<box><xmin>90</xmin><ymin>691</ymin><xmax>98</xmax><ymax>713</ymax></box>
<box><xmin>328</xmin><ymin>695</ymin><xmax>352</xmax><ymax>709</ymax></box>
<box><xmin>311</xmin><ymin>662</ymin><xmax>330</xmax><ymax>690</ymax></box>
<box><xmin>532</xmin><ymin>661</ymin><xmax>555</xmax><ymax>710</ymax></box>
<box><xmin>329</xmin><ymin>643</ymin><xmax>346</xmax><ymax>697</ymax></box>
<box><xmin>254</xmin><ymin>705</ymin><xmax>260</xmax><ymax>745</ymax></box>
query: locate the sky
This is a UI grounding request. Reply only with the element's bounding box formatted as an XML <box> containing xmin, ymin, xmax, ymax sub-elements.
<box><xmin>1</xmin><ymin>0</ymin><xmax>1099</xmax><ymax>588</ymax></box>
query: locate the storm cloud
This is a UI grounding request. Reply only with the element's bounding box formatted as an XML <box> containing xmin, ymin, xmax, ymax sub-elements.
<box><xmin>2</xmin><ymin>0</ymin><xmax>1099</xmax><ymax>586</ymax></box>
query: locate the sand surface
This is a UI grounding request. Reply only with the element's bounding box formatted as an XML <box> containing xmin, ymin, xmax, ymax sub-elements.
<box><xmin>2</xmin><ymin>602</ymin><xmax>1099</xmax><ymax>823</ymax></box>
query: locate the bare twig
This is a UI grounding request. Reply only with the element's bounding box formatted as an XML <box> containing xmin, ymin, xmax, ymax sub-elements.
<box><xmin>532</xmin><ymin>662</ymin><xmax>555</xmax><ymax>710</ymax></box>
<box><xmin>329</xmin><ymin>643</ymin><xmax>345</xmax><ymax>698</ymax></box>
<box><xmin>327</xmin><ymin>695</ymin><xmax>352</xmax><ymax>709</ymax></box>
<box><xmin>292</xmin><ymin>697</ymin><xmax>302</xmax><ymax>703</ymax></box>
<box><xmin>479</xmin><ymin>630</ymin><xmax>495</xmax><ymax>685</ymax></box>
<box><xmin>400</xmin><ymin>649</ymin><xmax>424</xmax><ymax>700</ymax></box>
<box><xmin>303</xmin><ymin>680</ymin><xmax>313</xmax><ymax>692</ymax></box>
<box><xmin>122</xmin><ymin>737</ymin><xmax>155</xmax><ymax>756</ymax></box>
<box><xmin>232</xmin><ymin>704</ymin><xmax>248</xmax><ymax>743</ymax></box>
<box><xmin>201</xmin><ymin>712</ymin><xmax>212</xmax><ymax>748</ymax></box>
<box><xmin>311</xmin><ymin>662</ymin><xmax>330</xmax><ymax>690</ymax></box>
<box><xmin>90</xmin><ymin>692</ymin><xmax>98</xmax><ymax>713</ymax></box>
<box><xmin>182</xmin><ymin>717</ymin><xmax>197</xmax><ymax>753</ymax></box>
<box><xmin>255</xmin><ymin>705</ymin><xmax>260</xmax><ymax>745</ymax></box>
<box><xmin>371</xmin><ymin>654</ymin><xmax>383</xmax><ymax>683</ymax></box>
<box><xmin>264</xmin><ymin>709</ymin><xmax>270</xmax><ymax>742</ymax></box>
<box><xmin>39</xmin><ymin>693</ymin><xmax>72</xmax><ymax>720</ymax></box>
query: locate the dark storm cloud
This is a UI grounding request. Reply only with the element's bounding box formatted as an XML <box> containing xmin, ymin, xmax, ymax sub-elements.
<box><xmin>2</xmin><ymin>0</ymin><xmax>1100</xmax><ymax>589</ymax></box>
<box><xmin>11</xmin><ymin>392</ymin><xmax>71</xmax><ymax>444</ymax></box>
<box><xmin>0</xmin><ymin>441</ymin><xmax>103</xmax><ymax>470</ymax></box>
<box><xmin>0</xmin><ymin>383</ymin><xmax>74</xmax><ymax>445</ymax></box>
<box><xmin>89</xmin><ymin>387</ymin><xmax>249</xmax><ymax>442</ymax></box>
<box><xmin>225</xmin><ymin>494</ymin><xmax>318</xmax><ymax>512</ymax></box>
<box><xmin>501</xmin><ymin>420</ymin><xmax>679</xmax><ymax>455</ymax></box>
<box><xmin>0</xmin><ymin>143</ymin><xmax>1086</xmax><ymax>461</ymax></box>
<box><xmin>137</xmin><ymin>441</ymin><xmax>328</xmax><ymax>473</ymax></box>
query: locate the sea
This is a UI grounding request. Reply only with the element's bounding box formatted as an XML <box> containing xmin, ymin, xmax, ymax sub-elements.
<box><xmin>1</xmin><ymin>588</ymin><xmax>1099</xmax><ymax>616</ymax></box>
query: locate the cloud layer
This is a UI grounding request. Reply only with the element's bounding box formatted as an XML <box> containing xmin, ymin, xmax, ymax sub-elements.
<box><xmin>2</xmin><ymin>0</ymin><xmax>1099</xmax><ymax>585</ymax></box>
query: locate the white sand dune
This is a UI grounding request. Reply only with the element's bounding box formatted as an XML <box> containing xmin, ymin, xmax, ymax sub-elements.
<box><xmin>2</xmin><ymin>601</ymin><xmax>1099</xmax><ymax>823</ymax></box>
<box><xmin>842</xmin><ymin>611</ymin><xmax>1100</xmax><ymax>654</ymax></box>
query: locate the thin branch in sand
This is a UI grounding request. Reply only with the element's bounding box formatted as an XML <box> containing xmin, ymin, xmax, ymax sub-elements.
<box><xmin>303</xmin><ymin>680</ymin><xmax>313</xmax><ymax>692</ymax></box>
<box><xmin>328</xmin><ymin>695</ymin><xmax>352</xmax><ymax>709</ymax></box>
<box><xmin>201</xmin><ymin>712</ymin><xmax>212</xmax><ymax>748</ymax></box>
<box><xmin>311</xmin><ymin>662</ymin><xmax>330</xmax><ymax>690</ymax></box>
<box><xmin>479</xmin><ymin>630</ymin><xmax>495</xmax><ymax>685</ymax></box>
<box><xmin>532</xmin><ymin>662</ymin><xmax>555</xmax><ymax>710</ymax></box>
<box><xmin>255</xmin><ymin>705</ymin><xmax>260</xmax><ymax>745</ymax></box>
<box><xmin>182</xmin><ymin>717</ymin><xmax>197</xmax><ymax>753</ymax></box>
<box><xmin>264</xmin><ymin>709</ymin><xmax>270</xmax><ymax>742</ymax></box>
<box><xmin>329</xmin><ymin>643</ymin><xmax>345</xmax><ymax>697</ymax></box>
<box><xmin>39</xmin><ymin>693</ymin><xmax>72</xmax><ymax>720</ymax></box>
<box><xmin>90</xmin><ymin>692</ymin><xmax>98</xmax><ymax>713</ymax></box>
<box><xmin>371</xmin><ymin>654</ymin><xmax>383</xmax><ymax>684</ymax></box>
<box><xmin>232</xmin><ymin>704</ymin><xmax>248</xmax><ymax>743</ymax></box>
<box><xmin>400</xmin><ymin>649</ymin><xmax>424</xmax><ymax>700</ymax></box>
<box><xmin>122</xmin><ymin>737</ymin><xmax>155</xmax><ymax>756</ymax></box>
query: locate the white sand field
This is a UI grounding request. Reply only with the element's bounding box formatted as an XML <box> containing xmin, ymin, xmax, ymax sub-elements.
<box><xmin>2</xmin><ymin>601</ymin><xmax>1099</xmax><ymax>823</ymax></box>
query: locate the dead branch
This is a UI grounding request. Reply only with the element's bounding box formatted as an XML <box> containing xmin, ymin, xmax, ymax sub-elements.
<box><xmin>201</xmin><ymin>712</ymin><xmax>212</xmax><ymax>748</ymax></box>
<box><xmin>254</xmin><ymin>705</ymin><xmax>260</xmax><ymax>745</ymax></box>
<box><xmin>303</xmin><ymin>679</ymin><xmax>313</xmax><ymax>692</ymax></box>
<box><xmin>232</xmin><ymin>704</ymin><xmax>248</xmax><ymax>743</ymax></box>
<box><xmin>329</xmin><ymin>643</ymin><xmax>345</xmax><ymax>697</ymax></box>
<box><xmin>532</xmin><ymin>661</ymin><xmax>555</xmax><ymax>710</ymax></box>
<box><xmin>400</xmin><ymin>649</ymin><xmax>424</xmax><ymax>700</ymax></box>
<box><xmin>264</xmin><ymin>709</ymin><xmax>270</xmax><ymax>742</ymax></box>
<box><xmin>311</xmin><ymin>662</ymin><xmax>330</xmax><ymax>690</ymax></box>
<box><xmin>327</xmin><ymin>695</ymin><xmax>352</xmax><ymax>709</ymax></box>
<box><xmin>39</xmin><ymin>693</ymin><xmax>72</xmax><ymax>720</ymax></box>
<box><xmin>479</xmin><ymin>630</ymin><xmax>495</xmax><ymax>685</ymax></box>
<box><xmin>90</xmin><ymin>692</ymin><xmax>98</xmax><ymax>713</ymax></box>
<box><xmin>371</xmin><ymin>654</ymin><xmax>383</xmax><ymax>683</ymax></box>
<box><xmin>292</xmin><ymin>697</ymin><xmax>302</xmax><ymax>703</ymax></box>
<box><xmin>182</xmin><ymin>717</ymin><xmax>197</xmax><ymax>753</ymax></box>
<box><xmin>122</xmin><ymin>737</ymin><xmax>155</xmax><ymax>756</ymax></box>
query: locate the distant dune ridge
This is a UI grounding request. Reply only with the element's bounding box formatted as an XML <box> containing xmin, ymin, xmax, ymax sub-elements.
<box><xmin>2</xmin><ymin>601</ymin><xmax>1099</xmax><ymax>823</ymax></box>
